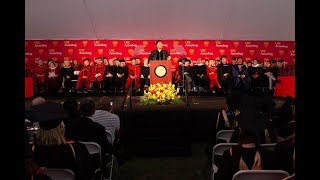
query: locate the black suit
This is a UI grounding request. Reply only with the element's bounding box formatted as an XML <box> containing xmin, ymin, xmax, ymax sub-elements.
<box><xmin>148</xmin><ymin>49</ymin><xmax>170</xmax><ymax>61</ymax></box>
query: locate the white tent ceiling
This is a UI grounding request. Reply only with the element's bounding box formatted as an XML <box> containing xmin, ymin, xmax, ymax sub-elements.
<box><xmin>25</xmin><ymin>0</ymin><xmax>295</xmax><ymax>40</ymax></box>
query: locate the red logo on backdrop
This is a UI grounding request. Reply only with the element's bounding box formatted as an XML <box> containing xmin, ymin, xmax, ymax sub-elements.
<box><xmin>82</xmin><ymin>41</ymin><xmax>88</xmax><ymax>47</ymax></box>
<box><xmin>230</xmin><ymin>49</ymin><xmax>243</xmax><ymax>56</ymax></box>
<box><xmin>173</xmin><ymin>57</ymin><xmax>179</xmax><ymax>63</ymax></box>
<box><xmin>204</xmin><ymin>41</ymin><xmax>210</xmax><ymax>47</ymax></box>
<box><xmin>34</xmin><ymin>41</ymin><xmax>47</xmax><ymax>48</ymax></box>
<box><xmin>263</xmin><ymin>42</ymin><xmax>269</xmax><ymax>48</ymax></box>
<box><xmin>64</xmin><ymin>57</ymin><xmax>70</xmax><ymax>61</ymax></box>
<box><xmin>290</xmin><ymin>50</ymin><xmax>295</xmax><ymax>56</ymax></box>
<box><xmin>128</xmin><ymin>49</ymin><xmax>134</xmax><ymax>55</ymax></box>
<box><xmin>38</xmin><ymin>49</ymin><xmax>44</xmax><ymax>55</ymax></box>
<box><xmin>279</xmin><ymin>50</ymin><xmax>285</xmax><ymax>55</ymax></box>
<box><xmin>143</xmin><ymin>57</ymin><xmax>148</xmax><ymax>62</ymax></box>
<box><xmin>216</xmin><ymin>41</ymin><xmax>228</xmax><ymax>48</ymax></box>
<box><xmin>249</xmin><ymin>49</ymin><xmax>255</xmax><ymax>55</ymax></box>
<box><xmin>200</xmin><ymin>49</ymin><xmax>213</xmax><ymax>55</ymax></box>
<box><xmin>246</xmin><ymin>58</ymin><xmax>251</xmax><ymax>61</ymax></box>
<box><xmin>124</xmin><ymin>57</ymin><xmax>130</xmax><ymax>61</ymax></box>
<box><xmin>109</xmin><ymin>49</ymin><xmax>122</xmax><ymax>55</ymax></box>
<box><xmin>49</xmin><ymin>49</ymin><xmax>62</xmax><ymax>55</ymax></box>
<box><xmin>234</xmin><ymin>41</ymin><xmax>239</xmax><ymax>48</ymax></box>
<box><xmin>143</xmin><ymin>41</ymin><xmax>148</xmax><ymax>47</ymax></box>
<box><xmin>124</xmin><ymin>41</ymin><xmax>137</xmax><ymax>47</ymax></box>
<box><xmin>94</xmin><ymin>41</ymin><xmax>107</xmax><ymax>47</ymax></box>
<box><xmin>25</xmin><ymin>41</ymin><xmax>28</xmax><ymax>47</ymax></box>
<box><xmin>219</xmin><ymin>49</ymin><xmax>225</xmax><ymax>55</ymax></box>
<box><xmin>139</xmin><ymin>48</ymin><xmax>150</xmax><ymax>55</ymax></box>
<box><xmin>263</xmin><ymin>58</ymin><xmax>270</xmax><ymax>62</ymax></box>
<box><xmin>79</xmin><ymin>49</ymin><xmax>92</xmax><ymax>55</ymax></box>
<box><xmin>275</xmin><ymin>42</ymin><xmax>288</xmax><ymax>48</ymax></box>
<box><xmin>52</xmin><ymin>41</ymin><xmax>59</xmax><ymax>47</ymax></box>
<box><xmin>52</xmin><ymin>57</ymin><xmax>58</xmax><ymax>62</ymax></box>
<box><xmin>189</xmin><ymin>49</ymin><xmax>195</xmax><ymax>55</ymax></box>
<box><xmin>185</xmin><ymin>41</ymin><xmax>198</xmax><ymax>47</ymax></box>
<box><xmin>68</xmin><ymin>49</ymin><xmax>74</xmax><ymax>55</ymax></box>
<box><xmin>98</xmin><ymin>49</ymin><xmax>104</xmax><ymax>55</ymax></box>
<box><xmin>173</xmin><ymin>41</ymin><xmax>179</xmax><ymax>46</ymax></box>
<box><xmin>260</xmin><ymin>49</ymin><xmax>273</xmax><ymax>56</ymax></box>
<box><xmin>25</xmin><ymin>51</ymin><xmax>32</xmax><ymax>56</ymax></box>
<box><xmin>215</xmin><ymin>57</ymin><xmax>220</xmax><ymax>60</ymax></box>
<box><xmin>112</xmin><ymin>41</ymin><xmax>118</xmax><ymax>47</ymax></box>
<box><xmin>245</xmin><ymin>41</ymin><xmax>258</xmax><ymax>48</ymax></box>
<box><xmin>64</xmin><ymin>41</ymin><xmax>77</xmax><ymax>47</ymax></box>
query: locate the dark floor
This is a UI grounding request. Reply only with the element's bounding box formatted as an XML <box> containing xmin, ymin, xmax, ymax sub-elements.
<box><xmin>115</xmin><ymin>143</ymin><xmax>210</xmax><ymax>180</ymax></box>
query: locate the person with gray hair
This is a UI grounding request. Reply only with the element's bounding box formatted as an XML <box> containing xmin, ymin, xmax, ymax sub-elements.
<box><xmin>92</xmin><ymin>96</ymin><xmax>120</xmax><ymax>143</ymax></box>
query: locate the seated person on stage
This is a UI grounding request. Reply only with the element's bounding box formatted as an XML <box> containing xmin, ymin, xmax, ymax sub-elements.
<box><xmin>247</xmin><ymin>58</ymin><xmax>264</xmax><ymax>89</ymax></box>
<box><xmin>217</xmin><ymin>56</ymin><xmax>233</xmax><ymax>94</ymax></box>
<box><xmin>116</xmin><ymin>59</ymin><xmax>128</xmax><ymax>92</ymax></box>
<box><xmin>65</xmin><ymin>98</ymin><xmax>113</xmax><ymax>177</ymax></box>
<box><xmin>215</xmin><ymin>128</ymin><xmax>274</xmax><ymax>180</ymax></box>
<box><xmin>32</xmin><ymin>102</ymin><xmax>94</xmax><ymax>180</ymax></box>
<box><xmin>92</xmin><ymin>96</ymin><xmax>120</xmax><ymax>144</ymax></box>
<box><xmin>207</xmin><ymin>59</ymin><xmax>222</xmax><ymax>94</ymax></box>
<box><xmin>60</xmin><ymin>60</ymin><xmax>74</xmax><ymax>94</ymax></box>
<box><xmin>195</xmin><ymin>58</ymin><xmax>209</xmax><ymax>91</ymax></box>
<box><xmin>34</xmin><ymin>59</ymin><xmax>47</xmax><ymax>93</ymax></box>
<box><xmin>140</xmin><ymin>58</ymin><xmax>150</xmax><ymax>90</ymax></box>
<box><xmin>232</xmin><ymin>57</ymin><xmax>251</xmax><ymax>93</ymax></box>
<box><xmin>179</xmin><ymin>58</ymin><xmax>196</xmax><ymax>92</ymax></box>
<box><xmin>90</xmin><ymin>57</ymin><xmax>104</xmax><ymax>91</ymax></box>
<box><xmin>46</xmin><ymin>61</ymin><xmax>60</xmax><ymax>97</ymax></box>
<box><xmin>103</xmin><ymin>58</ymin><xmax>117</xmax><ymax>93</ymax></box>
<box><xmin>231</xmin><ymin>57</ymin><xmax>237</xmax><ymax>66</ymax></box>
<box><xmin>262</xmin><ymin>61</ymin><xmax>278</xmax><ymax>90</ymax></box>
<box><xmin>148</xmin><ymin>40</ymin><xmax>171</xmax><ymax>61</ymax></box>
<box><xmin>125</xmin><ymin>58</ymin><xmax>141</xmax><ymax>91</ymax></box>
<box><xmin>76</xmin><ymin>58</ymin><xmax>92</xmax><ymax>92</ymax></box>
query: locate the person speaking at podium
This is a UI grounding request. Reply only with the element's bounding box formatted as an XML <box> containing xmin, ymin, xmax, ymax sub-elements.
<box><xmin>148</xmin><ymin>40</ymin><xmax>171</xmax><ymax>61</ymax></box>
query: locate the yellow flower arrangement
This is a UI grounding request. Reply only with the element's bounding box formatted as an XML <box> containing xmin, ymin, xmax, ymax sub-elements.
<box><xmin>140</xmin><ymin>82</ymin><xmax>182</xmax><ymax>105</ymax></box>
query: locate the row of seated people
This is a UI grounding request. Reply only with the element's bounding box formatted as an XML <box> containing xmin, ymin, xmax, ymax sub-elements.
<box><xmin>31</xmin><ymin>57</ymin><xmax>150</xmax><ymax>96</ymax></box>
<box><xmin>209</xmin><ymin>94</ymin><xmax>295</xmax><ymax>179</ymax></box>
<box><xmin>30</xmin><ymin>56</ymin><xmax>288</xmax><ymax>96</ymax></box>
<box><xmin>25</xmin><ymin>96</ymin><xmax>121</xmax><ymax>180</ymax></box>
<box><xmin>175</xmin><ymin>56</ymin><xmax>283</xmax><ymax>95</ymax></box>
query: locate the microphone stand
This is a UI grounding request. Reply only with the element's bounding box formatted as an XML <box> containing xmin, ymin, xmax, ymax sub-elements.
<box><xmin>181</xmin><ymin>55</ymin><xmax>189</xmax><ymax>107</ymax></box>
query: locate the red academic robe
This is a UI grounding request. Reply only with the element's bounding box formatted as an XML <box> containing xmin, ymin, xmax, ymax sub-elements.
<box><xmin>125</xmin><ymin>65</ymin><xmax>141</xmax><ymax>89</ymax></box>
<box><xmin>34</xmin><ymin>65</ymin><xmax>47</xmax><ymax>86</ymax></box>
<box><xmin>46</xmin><ymin>67</ymin><xmax>60</xmax><ymax>90</ymax></box>
<box><xmin>90</xmin><ymin>63</ymin><xmax>104</xmax><ymax>83</ymax></box>
<box><xmin>207</xmin><ymin>65</ymin><xmax>220</xmax><ymax>90</ymax></box>
<box><xmin>76</xmin><ymin>66</ymin><xmax>91</xmax><ymax>89</ymax></box>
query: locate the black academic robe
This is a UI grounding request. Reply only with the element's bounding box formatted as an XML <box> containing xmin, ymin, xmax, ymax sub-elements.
<box><xmin>232</xmin><ymin>65</ymin><xmax>251</xmax><ymax>90</ymax></box>
<box><xmin>274</xmin><ymin>139</ymin><xmax>295</xmax><ymax>175</ymax></box>
<box><xmin>148</xmin><ymin>49</ymin><xmax>170</xmax><ymax>61</ymax></box>
<box><xmin>215</xmin><ymin>146</ymin><xmax>274</xmax><ymax>180</ymax></box>
<box><xmin>248</xmin><ymin>65</ymin><xmax>264</xmax><ymax>87</ymax></box>
<box><xmin>217</xmin><ymin>63</ymin><xmax>233</xmax><ymax>91</ymax></box>
<box><xmin>34</xmin><ymin>142</ymin><xmax>94</xmax><ymax>180</ymax></box>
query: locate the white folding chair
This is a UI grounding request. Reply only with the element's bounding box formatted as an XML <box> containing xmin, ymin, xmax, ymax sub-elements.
<box><xmin>42</xmin><ymin>168</ymin><xmax>75</xmax><ymax>180</ymax></box>
<box><xmin>80</xmin><ymin>141</ymin><xmax>113</xmax><ymax>180</ymax></box>
<box><xmin>79</xmin><ymin>142</ymin><xmax>103</xmax><ymax>180</ymax></box>
<box><xmin>211</xmin><ymin>143</ymin><xmax>238</xmax><ymax>180</ymax></box>
<box><xmin>216</xmin><ymin>130</ymin><xmax>235</xmax><ymax>143</ymax></box>
<box><xmin>232</xmin><ymin>170</ymin><xmax>290</xmax><ymax>180</ymax></box>
<box><xmin>261</xmin><ymin>143</ymin><xmax>277</xmax><ymax>151</ymax></box>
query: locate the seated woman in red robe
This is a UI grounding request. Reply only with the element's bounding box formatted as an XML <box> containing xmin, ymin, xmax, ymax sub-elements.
<box><xmin>76</xmin><ymin>58</ymin><xmax>92</xmax><ymax>92</ymax></box>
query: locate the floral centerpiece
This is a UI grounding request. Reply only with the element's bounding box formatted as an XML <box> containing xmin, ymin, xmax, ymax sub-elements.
<box><xmin>140</xmin><ymin>82</ymin><xmax>182</xmax><ymax>105</ymax></box>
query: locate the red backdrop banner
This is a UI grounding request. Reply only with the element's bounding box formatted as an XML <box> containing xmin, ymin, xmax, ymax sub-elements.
<box><xmin>25</xmin><ymin>40</ymin><xmax>295</xmax><ymax>74</ymax></box>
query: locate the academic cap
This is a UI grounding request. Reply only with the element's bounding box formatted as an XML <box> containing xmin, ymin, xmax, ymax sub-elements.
<box><xmin>30</xmin><ymin>102</ymin><xmax>68</xmax><ymax>130</ymax></box>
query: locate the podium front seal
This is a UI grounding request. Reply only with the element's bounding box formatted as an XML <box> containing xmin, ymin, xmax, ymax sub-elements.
<box><xmin>155</xmin><ymin>65</ymin><xmax>167</xmax><ymax>78</ymax></box>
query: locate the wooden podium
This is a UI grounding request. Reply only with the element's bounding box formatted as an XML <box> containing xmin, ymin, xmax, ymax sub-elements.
<box><xmin>150</xmin><ymin>60</ymin><xmax>172</xmax><ymax>84</ymax></box>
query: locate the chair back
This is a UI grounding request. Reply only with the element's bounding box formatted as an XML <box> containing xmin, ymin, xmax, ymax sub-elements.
<box><xmin>211</xmin><ymin>143</ymin><xmax>238</xmax><ymax>180</ymax></box>
<box><xmin>232</xmin><ymin>170</ymin><xmax>290</xmax><ymax>180</ymax></box>
<box><xmin>105</xmin><ymin>130</ymin><xmax>113</xmax><ymax>144</ymax></box>
<box><xmin>260</xmin><ymin>143</ymin><xmax>277</xmax><ymax>151</ymax></box>
<box><xmin>42</xmin><ymin>168</ymin><xmax>75</xmax><ymax>180</ymax></box>
<box><xmin>216</xmin><ymin>130</ymin><xmax>235</xmax><ymax>143</ymax></box>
